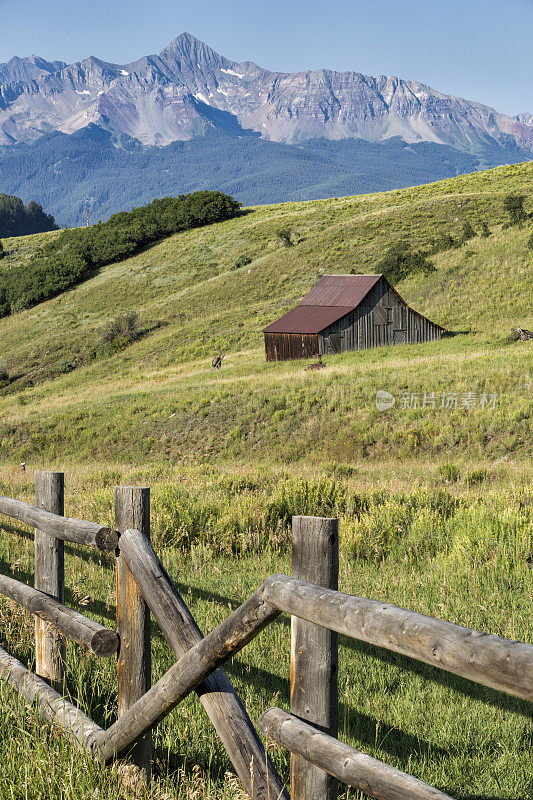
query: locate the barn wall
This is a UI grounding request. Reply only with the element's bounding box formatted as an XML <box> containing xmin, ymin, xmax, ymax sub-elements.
<box><xmin>319</xmin><ymin>277</ymin><xmax>442</xmax><ymax>354</ymax></box>
<box><xmin>264</xmin><ymin>332</ymin><xmax>319</xmax><ymax>362</ymax></box>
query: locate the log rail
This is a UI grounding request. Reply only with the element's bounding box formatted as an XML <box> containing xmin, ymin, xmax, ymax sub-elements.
<box><xmin>0</xmin><ymin>480</ymin><xmax>531</xmax><ymax>800</ymax></box>
<box><xmin>0</xmin><ymin>495</ymin><xmax>118</xmax><ymax>551</ymax></box>
<box><xmin>261</xmin><ymin>573</ymin><xmax>533</xmax><ymax>702</ymax></box>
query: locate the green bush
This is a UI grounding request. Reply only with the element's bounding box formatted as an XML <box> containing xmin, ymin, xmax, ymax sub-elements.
<box><xmin>234</xmin><ymin>254</ymin><xmax>252</xmax><ymax>269</ymax></box>
<box><xmin>377</xmin><ymin>240</ymin><xmax>434</xmax><ymax>283</ymax></box>
<box><xmin>459</xmin><ymin>221</ymin><xmax>476</xmax><ymax>243</ymax></box>
<box><xmin>436</xmin><ymin>463</ymin><xmax>460</xmax><ymax>483</ymax></box>
<box><xmin>0</xmin><ymin>359</ymin><xmax>8</xmax><ymax>385</ymax></box>
<box><xmin>94</xmin><ymin>312</ymin><xmax>141</xmax><ymax>356</ymax></box>
<box><xmin>503</xmin><ymin>193</ymin><xmax>527</xmax><ymax>225</ymax></box>
<box><xmin>467</xmin><ymin>468</ymin><xmax>488</xmax><ymax>485</ymax></box>
<box><xmin>326</xmin><ymin>462</ymin><xmax>358</xmax><ymax>478</ymax></box>
<box><xmin>430</xmin><ymin>233</ymin><xmax>456</xmax><ymax>252</ymax></box>
<box><xmin>276</xmin><ymin>227</ymin><xmax>293</xmax><ymax>247</ymax></box>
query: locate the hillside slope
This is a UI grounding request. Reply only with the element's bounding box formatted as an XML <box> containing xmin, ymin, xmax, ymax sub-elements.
<box><xmin>0</xmin><ymin>162</ymin><xmax>531</xmax><ymax>467</ymax></box>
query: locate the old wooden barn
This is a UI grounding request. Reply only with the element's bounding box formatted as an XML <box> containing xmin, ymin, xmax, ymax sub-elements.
<box><xmin>263</xmin><ymin>274</ymin><xmax>444</xmax><ymax>361</ymax></box>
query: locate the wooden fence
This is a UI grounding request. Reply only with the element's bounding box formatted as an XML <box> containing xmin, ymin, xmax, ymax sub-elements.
<box><xmin>0</xmin><ymin>471</ymin><xmax>531</xmax><ymax>800</ymax></box>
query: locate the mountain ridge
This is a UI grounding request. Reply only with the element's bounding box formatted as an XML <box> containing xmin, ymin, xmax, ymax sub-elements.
<box><xmin>1</xmin><ymin>32</ymin><xmax>532</xmax><ymax>153</ymax></box>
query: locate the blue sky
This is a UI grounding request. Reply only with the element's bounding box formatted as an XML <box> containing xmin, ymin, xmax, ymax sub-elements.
<box><xmin>2</xmin><ymin>0</ymin><xmax>531</xmax><ymax>116</ymax></box>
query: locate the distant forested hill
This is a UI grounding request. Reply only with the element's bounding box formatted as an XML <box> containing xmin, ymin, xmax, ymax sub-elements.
<box><xmin>1</xmin><ymin>125</ymin><xmax>529</xmax><ymax>227</ymax></box>
<box><xmin>0</xmin><ymin>194</ymin><xmax>58</xmax><ymax>237</ymax></box>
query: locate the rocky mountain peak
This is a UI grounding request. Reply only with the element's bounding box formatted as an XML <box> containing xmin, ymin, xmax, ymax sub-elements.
<box><xmin>0</xmin><ymin>54</ymin><xmax>66</xmax><ymax>83</ymax></box>
<box><xmin>0</xmin><ymin>34</ymin><xmax>531</xmax><ymax>155</ymax></box>
<box><xmin>159</xmin><ymin>32</ymin><xmax>227</xmax><ymax>69</ymax></box>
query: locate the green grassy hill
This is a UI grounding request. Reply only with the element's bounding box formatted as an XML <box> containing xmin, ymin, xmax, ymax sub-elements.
<box><xmin>0</xmin><ymin>164</ymin><xmax>531</xmax><ymax>800</ymax></box>
<box><xmin>0</xmin><ymin>161</ymin><xmax>531</xmax><ymax>472</ymax></box>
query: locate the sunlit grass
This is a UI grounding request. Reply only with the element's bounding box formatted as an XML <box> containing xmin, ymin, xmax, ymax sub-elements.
<box><xmin>0</xmin><ymin>163</ymin><xmax>531</xmax><ymax>797</ymax></box>
<box><xmin>0</xmin><ymin>463</ymin><xmax>531</xmax><ymax>799</ymax></box>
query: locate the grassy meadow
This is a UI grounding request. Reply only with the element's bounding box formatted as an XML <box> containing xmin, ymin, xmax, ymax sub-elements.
<box><xmin>0</xmin><ymin>162</ymin><xmax>531</xmax><ymax>798</ymax></box>
<box><xmin>0</xmin><ymin>462</ymin><xmax>531</xmax><ymax>800</ymax></box>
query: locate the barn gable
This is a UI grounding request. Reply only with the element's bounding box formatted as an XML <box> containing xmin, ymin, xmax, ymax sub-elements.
<box><xmin>263</xmin><ymin>274</ymin><xmax>444</xmax><ymax>361</ymax></box>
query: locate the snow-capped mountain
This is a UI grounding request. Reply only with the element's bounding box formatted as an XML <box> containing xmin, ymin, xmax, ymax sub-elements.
<box><xmin>1</xmin><ymin>32</ymin><xmax>532</xmax><ymax>154</ymax></box>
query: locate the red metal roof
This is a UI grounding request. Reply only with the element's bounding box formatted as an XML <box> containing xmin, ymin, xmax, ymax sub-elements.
<box><xmin>263</xmin><ymin>305</ymin><xmax>354</xmax><ymax>334</ymax></box>
<box><xmin>263</xmin><ymin>274</ymin><xmax>383</xmax><ymax>334</ymax></box>
<box><xmin>299</xmin><ymin>274</ymin><xmax>382</xmax><ymax>307</ymax></box>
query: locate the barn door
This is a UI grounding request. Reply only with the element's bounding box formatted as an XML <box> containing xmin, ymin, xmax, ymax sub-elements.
<box><xmin>329</xmin><ymin>333</ymin><xmax>342</xmax><ymax>353</ymax></box>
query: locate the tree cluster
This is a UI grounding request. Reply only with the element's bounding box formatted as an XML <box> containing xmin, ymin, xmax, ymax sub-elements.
<box><xmin>0</xmin><ymin>195</ymin><xmax>58</xmax><ymax>238</ymax></box>
<box><xmin>0</xmin><ymin>191</ymin><xmax>242</xmax><ymax>318</ymax></box>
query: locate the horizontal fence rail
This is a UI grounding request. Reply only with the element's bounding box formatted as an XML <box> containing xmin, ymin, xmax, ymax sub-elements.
<box><xmin>0</xmin><ymin>495</ymin><xmax>118</xmax><ymax>551</ymax></box>
<box><xmin>261</xmin><ymin>573</ymin><xmax>533</xmax><ymax>702</ymax></box>
<box><xmin>0</xmin><ymin>574</ymin><xmax>118</xmax><ymax>657</ymax></box>
<box><xmin>260</xmin><ymin>707</ymin><xmax>456</xmax><ymax>800</ymax></box>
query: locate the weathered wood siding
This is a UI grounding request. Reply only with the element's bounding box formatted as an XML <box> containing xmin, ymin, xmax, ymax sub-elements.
<box><xmin>264</xmin><ymin>333</ymin><xmax>319</xmax><ymax>362</ymax></box>
<box><xmin>319</xmin><ymin>277</ymin><xmax>442</xmax><ymax>355</ymax></box>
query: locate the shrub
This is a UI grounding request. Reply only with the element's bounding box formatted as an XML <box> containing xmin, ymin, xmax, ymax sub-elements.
<box><xmin>234</xmin><ymin>254</ymin><xmax>252</xmax><ymax>269</ymax></box>
<box><xmin>0</xmin><ymin>241</ymin><xmax>4</xmax><ymax>260</ymax></box>
<box><xmin>527</xmin><ymin>230</ymin><xmax>533</xmax><ymax>250</ymax></box>
<box><xmin>431</xmin><ymin>234</ymin><xmax>456</xmax><ymax>252</ymax></box>
<box><xmin>0</xmin><ymin>279</ymin><xmax>8</xmax><ymax>317</ymax></box>
<box><xmin>459</xmin><ymin>221</ymin><xmax>476</xmax><ymax>243</ymax></box>
<box><xmin>467</xmin><ymin>468</ymin><xmax>488</xmax><ymax>485</ymax></box>
<box><xmin>95</xmin><ymin>312</ymin><xmax>140</xmax><ymax>355</ymax></box>
<box><xmin>377</xmin><ymin>240</ymin><xmax>434</xmax><ymax>284</ymax></box>
<box><xmin>436</xmin><ymin>463</ymin><xmax>460</xmax><ymax>483</ymax></box>
<box><xmin>503</xmin><ymin>193</ymin><xmax>527</xmax><ymax>225</ymax></box>
<box><xmin>480</xmin><ymin>221</ymin><xmax>491</xmax><ymax>238</ymax></box>
<box><xmin>341</xmin><ymin>489</ymin><xmax>459</xmax><ymax>561</ymax></box>
<box><xmin>0</xmin><ymin>359</ymin><xmax>8</xmax><ymax>384</ymax></box>
<box><xmin>276</xmin><ymin>227</ymin><xmax>293</xmax><ymax>247</ymax></box>
<box><xmin>326</xmin><ymin>462</ymin><xmax>358</xmax><ymax>478</ymax></box>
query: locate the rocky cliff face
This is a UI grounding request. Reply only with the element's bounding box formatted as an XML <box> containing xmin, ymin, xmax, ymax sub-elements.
<box><xmin>1</xmin><ymin>32</ymin><xmax>532</xmax><ymax>154</ymax></box>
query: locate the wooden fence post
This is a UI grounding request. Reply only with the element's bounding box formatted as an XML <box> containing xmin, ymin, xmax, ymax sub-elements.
<box><xmin>34</xmin><ymin>471</ymin><xmax>65</xmax><ymax>692</ymax></box>
<box><xmin>115</xmin><ymin>487</ymin><xmax>152</xmax><ymax>779</ymax></box>
<box><xmin>291</xmin><ymin>515</ymin><xmax>339</xmax><ymax>800</ymax></box>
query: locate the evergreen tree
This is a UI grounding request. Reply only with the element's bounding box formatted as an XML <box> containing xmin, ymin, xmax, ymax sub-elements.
<box><xmin>503</xmin><ymin>193</ymin><xmax>526</xmax><ymax>225</ymax></box>
<box><xmin>0</xmin><ymin>194</ymin><xmax>58</xmax><ymax>237</ymax></box>
<box><xmin>0</xmin><ymin>191</ymin><xmax>241</xmax><ymax>318</ymax></box>
<box><xmin>460</xmin><ymin>221</ymin><xmax>476</xmax><ymax>243</ymax></box>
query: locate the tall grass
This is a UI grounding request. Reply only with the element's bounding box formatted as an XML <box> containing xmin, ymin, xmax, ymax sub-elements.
<box><xmin>0</xmin><ymin>463</ymin><xmax>531</xmax><ymax>798</ymax></box>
